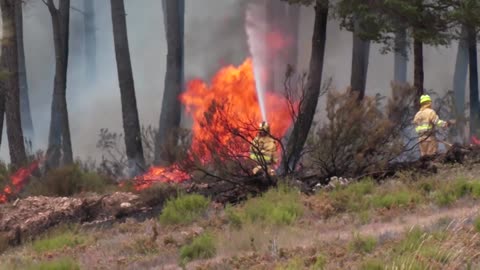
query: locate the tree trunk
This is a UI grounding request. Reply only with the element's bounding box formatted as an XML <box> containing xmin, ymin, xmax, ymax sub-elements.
<box><xmin>467</xmin><ymin>26</ymin><xmax>479</xmax><ymax>137</ymax></box>
<box><xmin>110</xmin><ymin>0</ymin><xmax>145</xmax><ymax>175</ymax></box>
<box><xmin>155</xmin><ymin>0</ymin><xmax>185</xmax><ymax>165</ymax></box>
<box><xmin>283</xmin><ymin>0</ymin><xmax>328</xmax><ymax>173</ymax></box>
<box><xmin>393</xmin><ymin>28</ymin><xmax>408</xmax><ymax>83</ymax></box>
<box><xmin>413</xmin><ymin>38</ymin><xmax>424</xmax><ymax>109</ymax></box>
<box><xmin>15</xmin><ymin>1</ymin><xmax>33</xmax><ymax>155</ymax></box>
<box><xmin>45</xmin><ymin>0</ymin><xmax>73</xmax><ymax>169</ymax></box>
<box><xmin>453</xmin><ymin>26</ymin><xmax>468</xmax><ymax>143</ymax></box>
<box><xmin>0</xmin><ymin>0</ymin><xmax>27</xmax><ymax>168</ymax></box>
<box><xmin>84</xmin><ymin>0</ymin><xmax>96</xmax><ymax>86</ymax></box>
<box><xmin>350</xmin><ymin>19</ymin><xmax>370</xmax><ymax>101</ymax></box>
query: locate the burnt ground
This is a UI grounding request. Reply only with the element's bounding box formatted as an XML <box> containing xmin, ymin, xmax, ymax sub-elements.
<box><xmin>0</xmin><ymin>162</ymin><xmax>480</xmax><ymax>269</ymax></box>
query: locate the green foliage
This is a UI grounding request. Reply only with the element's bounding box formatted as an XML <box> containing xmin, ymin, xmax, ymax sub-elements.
<box><xmin>24</xmin><ymin>165</ymin><xmax>113</xmax><ymax>197</ymax></box>
<box><xmin>360</xmin><ymin>259</ymin><xmax>384</xmax><ymax>270</ymax></box>
<box><xmin>159</xmin><ymin>193</ymin><xmax>210</xmax><ymax>225</ymax></box>
<box><xmin>179</xmin><ymin>233</ymin><xmax>216</xmax><ymax>264</ymax></box>
<box><xmin>349</xmin><ymin>233</ymin><xmax>377</xmax><ymax>254</ymax></box>
<box><xmin>27</xmin><ymin>258</ymin><xmax>80</xmax><ymax>270</ymax></box>
<box><xmin>228</xmin><ymin>185</ymin><xmax>303</xmax><ymax>227</ymax></box>
<box><xmin>336</xmin><ymin>0</ymin><xmax>452</xmax><ymax>52</ymax></box>
<box><xmin>32</xmin><ymin>226</ymin><xmax>88</xmax><ymax>253</ymax></box>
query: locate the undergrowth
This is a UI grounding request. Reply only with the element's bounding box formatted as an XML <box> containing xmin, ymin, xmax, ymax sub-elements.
<box><xmin>32</xmin><ymin>225</ymin><xmax>89</xmax><ymax>253</ymax></box>
<box><xmin>179</xmin><ymin>233</ymin><xmax>216</xmax><ymax>265</ymax></box>
<box><xmin>317</xmin><ymin>176</ymin><xmax>480</xmax><ymax>216</ymax></box>
<box><xmin>24</xmin><ymin>164</ymin><xmax>114</xmax><ymax>197</ymax></box>
<box><xmin>349</xmin><ymin>233</ymin><xmax>377</xmax><ymax>254</ymax></box>
<box><xmin>159</xmin><ymin>193</ymin><xmax>210</xmax><ymax>225</ymax></box>
<box><xmin>226</xmin><ymin>184</ymin><xmax>303</xmax><ymax>227</ymax></box>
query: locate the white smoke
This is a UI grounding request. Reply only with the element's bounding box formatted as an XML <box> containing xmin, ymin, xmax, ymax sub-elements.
<box><xmin>245</xmin><ymin>1</ymin><xmax>270</xmax><ymax>122</ymax></box>
<box><xmin>0</xmin><ymin>1</ymin><xmax>466</xmax><ymax>163</ymax></box>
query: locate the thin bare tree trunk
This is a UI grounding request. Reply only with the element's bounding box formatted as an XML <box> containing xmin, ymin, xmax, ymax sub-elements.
<box><xmin>350</xmin><ymin>19</ymin><xmax>370</xmax><ymax>101</ymax></box>
<box><xmin>393</xmin><ymin>28</ymin><xmax>408</xmax><ymax>83</ymax></box>
<box><xmin>110</xmin><ymin>0</ymin><xmax>145</xmax><ymax>175</ymax></box>
<box><xmin>15</xmin><ymin>1</ymin><xmax>33</xmax><ymax>154</ymax></box>
<box><xmin>467</xmin><ymin>26</ymin><xmax>479</xmax><ymax>137</ymax></box>
<box><xmin>283</xmin><ymin>0</ymin><xmax>328</xmax><ymax>173</ymax></box>
<box><xmin>453</xmin><ymin>26</ymin><xmax>468</xmax><ymax>143</ymax></box>
<box><xmin>84</xmin><ymin>0</ymin><xmax>96</xmax><ymax>85</ymax></box>
<box><xmin>45</xmin><ymin>0</ymin><xmax>73</xmax><ymax>169</ymax></box>
<box><xmin>0</xmin><ymin>0</ymin><xmax>27</xmax><ymax>168</ymax></box>
<box><xmin>413</xmin><ymin>38</ymin><xmax>424</xmax><ymax>109</ymax></box>
<box><xmin>155</xmin><ymin>0</ymin><xmax>184</xmax><ymax>165</ymax></box>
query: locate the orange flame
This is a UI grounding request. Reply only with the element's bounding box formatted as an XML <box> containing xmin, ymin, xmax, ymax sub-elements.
<box><xmin>0</xmin><ymin>160</ymin><xmax>40</xmax><ymax>204</ymax></box>
<box><xmin>133</xmin><ymin>58</ymin><xmax>295</xmax><ymax>190</ymax></box>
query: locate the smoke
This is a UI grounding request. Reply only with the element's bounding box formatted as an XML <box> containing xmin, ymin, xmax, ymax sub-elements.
<box><xmin>0</xmin><ymin>1</ymin><xmax>468</xmax><ymax>163</ymax></box>
<box><xmin>245</xmin><ymin>1</ymin><xmax>269</xmax><ymax>122</ymax></box>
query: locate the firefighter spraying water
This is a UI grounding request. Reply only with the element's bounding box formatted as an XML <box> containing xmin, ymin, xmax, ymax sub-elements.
<box><xmin>250</xmin><ymin>121</ymin><xmax>278</xmax><ymax>176</ymax></box>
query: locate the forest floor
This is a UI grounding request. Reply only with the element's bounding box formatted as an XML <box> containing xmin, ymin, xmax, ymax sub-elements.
<box><xmin>1</xmin><ymin>163</ymin><xmax>480</xmax><ymax>269</ymax></box>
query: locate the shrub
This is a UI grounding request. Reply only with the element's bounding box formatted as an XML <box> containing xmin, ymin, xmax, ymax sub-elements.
<box><xmin>240</xmin><ymin>185</ymin><xmax>303</xmax><ymax>226</ymax></box>
<box><xmin>179</xmin><ymin>233</ymin><xmax>216</xmax><ymax>264</ymax></box>
<box><xmin>306</xmin><ymin>85</ymin><xmax>416</xmax><ymax>178</ymax></box>
<box><xmin>32</xmin><ymin>227</ymin><xmax>88</xmax><ymax>253</ymax></box>
<box><xmin>24</xmin><ymin>165</ymin><xmax>113</xmax><ymax>197</ymax></box>
<box><xmin>137</xmin><ymin>183</ymin><xmax>177</xmax><ymax>207</ymax></box>
<box><xmin>349</xmin><ymin>233</ymin><xmax>377</xmax><ymax>254</ymax></box>
<box><xmin>159</xmin><ymin>193</ymin><xmax>210</xmax><ymax>225</ymax></box>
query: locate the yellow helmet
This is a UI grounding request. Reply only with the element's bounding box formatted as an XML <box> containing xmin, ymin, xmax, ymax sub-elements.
<box><xmin>259</xmin><ymin>121</ymin><xmax>270</xmax><ymax>133</ymax></box>
<box><xmin>420</xmin><ymin>94</ymin><xmax>431</xmax><ymax>105</ymax></box>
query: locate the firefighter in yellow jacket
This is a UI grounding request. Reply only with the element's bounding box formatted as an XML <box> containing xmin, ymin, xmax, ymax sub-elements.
<box><xmin>250</xmin><ymin>122</ymin><xmax>277</xmax><ymax>176</ymax></box>
<box><xmin>413</xmin><ymin>95</ymin><xmax>449</xmax><ymax>157</ymax></box>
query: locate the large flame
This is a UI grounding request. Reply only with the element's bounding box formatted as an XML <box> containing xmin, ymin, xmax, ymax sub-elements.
<box><xmin>133</xmin><ymin>58</ymin><xmax>294</xmax><ymax>190</ymax></box>
<box><xmin>0</xmin><ymin>160</ymin><xmax>40</xmax><ymax>203</ymax></box>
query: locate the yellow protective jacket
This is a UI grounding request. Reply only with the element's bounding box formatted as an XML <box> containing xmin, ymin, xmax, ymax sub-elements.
<box><xmin>249</xmin><ymin>135</ymin><xmax>277</xmax><ymax>163</ymax></box>
<box><xmin>413</xmin><ymin>104</ymin><xmax>447</xmax><ymax>135</ymax></box>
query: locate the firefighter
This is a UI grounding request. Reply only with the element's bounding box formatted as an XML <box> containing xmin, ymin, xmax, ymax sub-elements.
<box><xmin>413</xmin><ymin>94</ymin><xmax>449</xmax><ymax>157</ymax></box>
<box><xmin>250</xmin><ymin>121</ymin><xmax>277</xmax><ymax>176</ymax></box>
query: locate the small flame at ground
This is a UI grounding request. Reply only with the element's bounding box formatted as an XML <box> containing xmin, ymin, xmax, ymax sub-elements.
<box><xmin>132</xmin><ymin>58</ymin><xmax>294</xmax><ymax>190</ymax></box>
<box><xmin>0</xmin><ymin>160</ymin><xmax>40</xmax><ymax>204</ymax></box>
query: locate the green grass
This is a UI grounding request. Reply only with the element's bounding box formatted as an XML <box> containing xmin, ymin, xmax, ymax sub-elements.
<box><xmin>32</xmin><ymin>227</ymin><xmax>89</xmax><ymax>253</ymax></box>
<box><xmin>349</xmin><ymin>233</ymin><xmax>377</xmax><ymax>254</ymax></box>
<box><xmin>474</xmin><ymin>216</ymin><xmax>480</xmax><ymax>233</ymax></box>
<box><xmin>0</xmin><ymin>257</ymin><xmax>80</xmax><ymax>270</ymax></box>
<box><xmin>159</xmin><ymin>193</ymin><xmax>210</xmax><ymax>225</ymax></box>
<box><xmin>28</xmin><ymin>257</ymin><xmax>80</xmax><ymax>270</ymax></box>
<box><xmin>312</xmin><ymin>254</ymin><xmax>327</xmax><ymax>270</ymax></box>
<box><xmin>227</xmin><ymin>185</ymin><xmax>303</xmax><ymax>227</ymax></box>
<box><xmin>360</xmin><ymin>259</ymin><xmax>384</xmax><ymax>270</ymax></box>
<box><xmin>371</xmin><ymin>191</ymin><xmax>420</xmax><ymax>209</ymax></box>
<box><xmin>179</xmin><ymin>233</ymin><xmax>216</xmax><ymax>264</ymax></box>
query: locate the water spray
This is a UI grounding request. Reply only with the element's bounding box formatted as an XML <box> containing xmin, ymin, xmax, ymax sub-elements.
<box><xmin>245</xmin><ymin>2</ymin><xmax>268</xmax><ymax>122</ymax></box>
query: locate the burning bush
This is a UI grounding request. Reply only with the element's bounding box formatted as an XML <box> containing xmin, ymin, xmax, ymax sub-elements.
<box><xmin>305</xmin><ymin>83</ymin><xmax>416</xmax><ymax>179</ymax></box>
